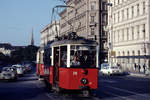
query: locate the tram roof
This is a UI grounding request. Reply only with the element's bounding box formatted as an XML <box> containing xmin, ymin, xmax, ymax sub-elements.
<box><xmin>51</xmin><ymin>38</ymin><xmax>97</xmax><ymax>46</ymax></box>
<box><xmin>51</xmin><ymin>32</ymin><xmax>97</xmax><ymax>46</ymax></box>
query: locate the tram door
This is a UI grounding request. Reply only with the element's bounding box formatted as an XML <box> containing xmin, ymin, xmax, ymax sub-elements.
<box><xmin>53</xmin><ymin>47</ymin><xmax>59</xmax><ymax>85</ymax></box>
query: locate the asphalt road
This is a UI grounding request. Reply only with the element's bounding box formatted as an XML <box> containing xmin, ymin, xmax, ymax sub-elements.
<box><xmin>97</xmin><ymin>75</ymin><xmax>150</xmax><ymax>100</ymax></box>
<box><xmin>0</xmin><ymin>69</ymin><xmax>150</xmax><ymax>100</ymax></box>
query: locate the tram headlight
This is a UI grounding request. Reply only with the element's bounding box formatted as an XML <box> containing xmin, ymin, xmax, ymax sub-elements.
<box><xmin>81</xmin><ymin>78</ymin><xmax>88</xmax><ymax>85</ymax></box>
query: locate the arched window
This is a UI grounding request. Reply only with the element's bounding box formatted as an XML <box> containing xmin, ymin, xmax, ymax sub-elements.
<box><xmin>132</xmin><ymin>51</ymin><xmax>135</xmax><ymax>63</ymax></box>
<box><xmin>122</xmin><ymin>51</ymin><xmax>125</xmax><ymax>63</ymax></box>
<box><xmin>127</xmin><ymin>51</ymin><xmax>130</xmax><ymax>63</ymax></box>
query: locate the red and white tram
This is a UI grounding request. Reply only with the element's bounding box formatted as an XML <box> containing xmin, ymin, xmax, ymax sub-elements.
<box><xmin>37</xmin><ymin>32</ymin><xmax>99</xmax><ymax>96</ymax></box>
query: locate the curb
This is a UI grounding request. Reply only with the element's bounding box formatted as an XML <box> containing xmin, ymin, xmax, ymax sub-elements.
<box><xmin>129</xmin><ymin>73</ymin><xmax>150</xmax><ymax>78</ymax></box>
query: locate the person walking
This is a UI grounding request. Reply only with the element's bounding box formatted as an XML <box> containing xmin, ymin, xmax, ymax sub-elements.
<box><xmin>134</xmin><ymin>63</ymin><xmax>137</xmax><ymax>72</ymax></box>
<box><xmin>143</xmin><ymin>64</ymin><xmax>146</xmax><ymax>74</ymax></box>
<box><xmin>138</xmin><ymin>64</ymin><xmax>141</xmax><ymax>73</ymax></box>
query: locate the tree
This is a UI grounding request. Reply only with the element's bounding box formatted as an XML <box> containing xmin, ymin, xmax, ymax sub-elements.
<box><xmin>0</xmin><ymin>52</ymin><xmax>5</xmax><ymax>61</ymax></box>
<box><xmin>10</xmin><ymin>45</ymin><xmax>39</xmax><ymax>64</ymax></box>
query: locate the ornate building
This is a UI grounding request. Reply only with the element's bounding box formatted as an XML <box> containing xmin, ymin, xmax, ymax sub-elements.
<box><xmin>107</xmin><ymin>0</ymin><xmax>150</xmax><ymax>71</ymax></box>
<box><xmin>59</xmin><ymin>0</ymin><xmax>108</xmax><ymax>63</ymax></box>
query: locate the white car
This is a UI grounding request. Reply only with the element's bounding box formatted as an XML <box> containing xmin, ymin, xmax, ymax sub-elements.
<box><xmin>100</xmin><ymin>63</ymin><xmax>122</xmax><ymax>75</ymax></box>
<box><xmin>0</xmin><ymin>67</ymin><xmax>17</xmax><ymax>80</ymax></box>
<box><xmin>12</xmin><ymin>64</ymin><xmax>24</xmax><ymax>76</ymax></box>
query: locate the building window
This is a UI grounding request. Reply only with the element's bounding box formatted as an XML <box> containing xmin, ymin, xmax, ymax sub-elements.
<box><xmin>127</xmin><ymin>28</ymin><xmax>129</xmax><ymax>40</ymax></box>
<box><xmin>118</xmin><ymin>11</ymin><xmax>120</xmax><ymax>22</ymax></box>
<box><xmin>118</xmin><ymin>30</ymin><xmax>120</xmax><ymax>42</ymax></box>
<box><xmin>127</xmin><ymin>8</ymin><xmax>129</xmax><ymax>19</ymax></box>
<box><xmin>132</xmin><ymin>27</ymin><xmax>134</xmax><ymax>40</ymax></box>
<box><xmin>118</xmin><ymin>0</ymin><xmax>120</xmax><ymax>4</ymax></box>
<box><xmin>122</xmin><ymin>51</ymin><xmax>125</xmax><ymax>63</ymax></box>
<box><xmin>137</xmin><ymin>4</ymin><xmax>140</xmax><ymax>16</ymax></box>
<box><xmin>132</xmin><ymin>51</ymin><xmax>135</xmax><ymax>63</ymax></box>
<box><xmin>143</xmin><ymin>24</ymin><xmax>145</xmax><ymax>39</ymax></box>
<box><xmin>91</xmin><ymin>16</ymin><xmax>95</xmax><ymax>22</ymax></box>
<box><xmin>143</xmin><ymin>2</ymin><xmax>145</xmax><ymax>14</ymax></box>
<box><xmin>132</xmin><ymin>6</ymin><xmax>134</xmax><ymax>18</ymax></box>
<box><xmin>122</xmin><ymin>10</ymin><xmax>124</xmax><ymax>20</ymax></box>
<box><xmin>114</xmin><ymin>31</ymin><xmax>116</xmax><ymax>43</ymax></box>
<box><xmin>122</xmin><ymin>29</ymin><xmax>124</xmax><ymax>41</ymax></box>
<box><xmin>114</xmin><ymin>13</ymin><xmax>116</xmax><ymax>23</ymax></box>
<box><xmin>91</xmin><ymin>28</ymin><xmax>95</xmax><ymax>35</ymax></box>
<box><xmin>114</xmin><ymin>0</ymin><xmax>116</xmax><ymax>6</ymax></box>
<box><xmin>137</xmin><ymin>25</ymin><xmax>140</xmax><ymax>39</ymax></box>
<box><xmin>138</xmin><ymin>50</ymin><xmax>140</xmax><ymax>63</ymax></box>
<box><xmin>127</xmin><ymin>51</ymin><xmax>130</xmax><ymax>63</ymax></box>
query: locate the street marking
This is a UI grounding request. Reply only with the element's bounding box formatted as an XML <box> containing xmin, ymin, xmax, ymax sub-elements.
<box><xmin>45</xmin><ymin>93</ymin><xmax>59</xmax><ymax>100</ymax></box>
<box><xmin>105</xmin><ymin>85</ymin><xmax>150</xmax><ymax>98</ymax></box>
<box><xmin>103</xmin><ymin>91</ymin><xmax>134</xmax><ymax>100</ymax></box>
<box><xmin>101</xmin><ymin>80</ymin><xmax>117</xmax><ymax>83</ymax></box>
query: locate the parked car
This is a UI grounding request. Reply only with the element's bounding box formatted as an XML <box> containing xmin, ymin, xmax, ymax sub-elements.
<box><xmin>0</xmin><ymin>67</ymin><xmax>17</xmax><ymax>80</ymax></box>
<box><xmin>12</xmin><ymin>64</ymin><xmax>24</xmax><ymax>76</ymax></box>
<box><xmin>100</xmin><ymin>63</ymin><xmax>122</xmax><ymax>75</ymax></box>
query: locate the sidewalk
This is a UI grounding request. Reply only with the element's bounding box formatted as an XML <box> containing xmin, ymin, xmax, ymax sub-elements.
<box><xmin>128</xmin><ymin>72</ymin><xmax>150</xmax><ymax>78</ymax></box>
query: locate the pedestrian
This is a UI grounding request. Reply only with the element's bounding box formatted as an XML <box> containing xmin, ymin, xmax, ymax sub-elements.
<box><xmin>134</xmin><ymin>63</ymin><xmax>137</xmax><ymax>71</ymax></box>
<box><xmin>138</xmin><ymin>64</ymin><xmax>141</xmax><ymax>73</ymax></box>
<box><xmin>143</xmin><ymin>64</ymin><xmax>146</xmax><ymax>74</ymax></box>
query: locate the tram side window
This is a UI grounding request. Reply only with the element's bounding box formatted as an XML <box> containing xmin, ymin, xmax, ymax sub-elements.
<box><xmin>43</xmin><ymin>49</ymin><xmax>51</xmax><ymax>65</ymax></box>
<box><xmin>60</xmin><ymin>46</ymin><xmax>67</xmax><ymax>68</ymax></box>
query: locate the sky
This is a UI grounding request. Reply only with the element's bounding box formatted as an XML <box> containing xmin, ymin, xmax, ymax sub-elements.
<box><xmin>0</xmin><ymin>0</ymin><xmax>63</xmax><ymax>46</ymax></box>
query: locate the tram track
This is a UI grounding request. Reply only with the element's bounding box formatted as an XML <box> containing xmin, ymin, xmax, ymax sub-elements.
<box><xmin>103</xmin><ymin>85</ymin><xmax>150</xmax><ymax>100</ymax></box>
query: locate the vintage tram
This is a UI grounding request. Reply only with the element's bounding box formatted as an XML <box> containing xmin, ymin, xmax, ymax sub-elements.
<box><xmin>36</xmin><ymin>47</ymin><xmax>45</xmax><ymax>79</ymax></box>
<box><xmin>36</xmin><ymin>32</ymin><xmax>99</xmax><ymax>96</ymax></box>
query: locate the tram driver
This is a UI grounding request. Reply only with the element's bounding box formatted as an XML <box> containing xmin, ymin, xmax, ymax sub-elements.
<box><xmin>71</xmin><ymin>56</ymin><xmax>80</xmax><ymax>66</ymax></box>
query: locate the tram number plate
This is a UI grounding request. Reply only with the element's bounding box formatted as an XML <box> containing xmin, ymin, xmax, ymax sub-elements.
<box><xmin>73</xmin><ymin>71</ymin><xmax>78</xmax><ymax>76</ymax></box>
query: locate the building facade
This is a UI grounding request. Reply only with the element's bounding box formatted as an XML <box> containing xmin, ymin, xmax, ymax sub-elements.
<box><xmin>107</xmin><ymin>0</ymin><xmax>150</xmax><ymax>72</ymax></box>
<box><xmin>59</xmin><ymin>0</ymin><xmax>108</xmax><ymax>63</ymax></box>
<box><xmin>41</xmin><ymin>21</ymin><xmax>59</xmax><ymax>47</ymax></box>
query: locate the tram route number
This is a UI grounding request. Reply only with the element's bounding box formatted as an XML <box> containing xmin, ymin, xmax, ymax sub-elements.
<box><xmin>73</xmin><ymin>71</ymin><xmax>78</xmax><ymax>76</ymax></box>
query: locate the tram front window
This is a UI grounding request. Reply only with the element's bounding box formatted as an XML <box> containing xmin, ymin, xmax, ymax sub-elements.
<box><xmin>70</xmin><ymin>45</ymin><xmax>96</xmax><ymax>68</ymax></box>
